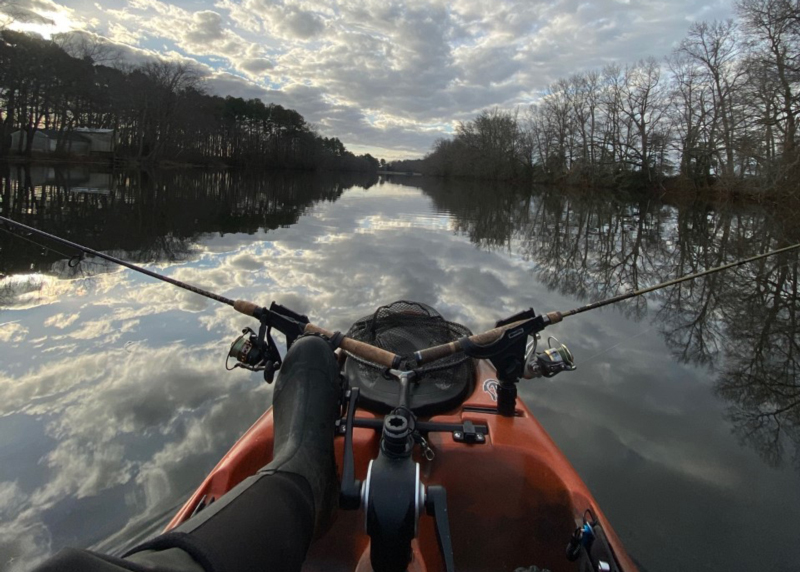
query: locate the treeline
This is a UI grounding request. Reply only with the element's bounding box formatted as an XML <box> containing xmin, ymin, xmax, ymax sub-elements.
<box><xmin>425</xmin><ymin>0</ymin><xmax>800</xmax><ymax>195</ymax></box>
<box><xmin>0</xmin><ymin>30</ymin><xmax>380</xmax><ymax>170</ymax></box>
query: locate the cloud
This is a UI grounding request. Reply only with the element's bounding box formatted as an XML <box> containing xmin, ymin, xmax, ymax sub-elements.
<box><xmin>0</xmin><ymin>0</ymin><xmax>60</xmax><ymax>25</ymax></box>
<box><xmin>43</xmin><ymin>312</ymin><xmax>80</xmax><ymax>329</ymax></box>
<box><xmin>4</xmin><ymin>0</ymin><xmax>733</xmax><ymax>158</ymax></box>
<box><xmin>267</xmin><ymin>4</ymin><xmax>325</xmax><ymax>40</ymax></box>
<box><xmin>102</xmin><ymin>0</ymin><xmax>275</xmax><ymax>79</ymax></box>
<box><xmin>107</xmin><ymin>21</ymin><xmax>142</xmax><ymax>45</ymax></box>
<box><xmin>0</xmin><ymin>321</ymin><xmax>28</xmax><ymax>343</ymax></box>
<box><xmin>2</xmin><ymin>0</ymin><xmax>84</xmax><ymax>37</ymax></box>
<box><xmin>0</xmin><ymin>481</ymin><xmax>27</xmax><ymax>515</ymax></box>
<box><xmin>204</xmin><ymin>70</ymin><xmax>271</xmax><ymax>100</ymax></box>
<box><xmin>184</xmin><ymin>10</ymin><xmax>225</xmax><ymax>44</ymax></box>
<box><xmin>238</xmin><ymin>56</ymin><xmax>274</xmax><ymax>74</ymax></box>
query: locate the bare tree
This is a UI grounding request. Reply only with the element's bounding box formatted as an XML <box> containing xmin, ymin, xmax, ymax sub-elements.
<box><xmin>540</xmin><ymin>83</ymin><xmax>573</xmax><ymax>177</ymax></box>
<box><xmin>738</xmin><ymin>0</ymin><xmax>800</xmax><ymax>157</ymax></box>
<box><xmin>135</xmin><ymin>61</ymin><xmax>202</xmax><ymax>160</ymax></box>
<box><xmin>600</xmin><ymin>64</ymin><xmax>630</xmax><ymax>173</ymax></box>
<box><xmin>679</xmin><ymin>20</ymin><xmax>746</xmax><ymax>178</ymax></box>
<box><xmin>668</xmin><ymin>52</ymin><xmax>715</xmax><ymax>180</ymax></box>
<box><xmin>618</xmin><ymin>58</ymin><xmax>669</xmax><ymax>181</ymax></box>
<box><xmin>52</xmin><ymin>31</ymin><xmax>123</xmax><ymax>67</ymax></box>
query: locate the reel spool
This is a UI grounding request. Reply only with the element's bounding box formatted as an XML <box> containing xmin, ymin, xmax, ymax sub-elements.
<box><xmin>524</xmin><ymin>336</ymin><xmax>576</xmax><ymax>379</ymax></box>
<box><xmin>229</xmin><ymin>328</ymin><xmax>260</xmax><ymax>366</ymax></box>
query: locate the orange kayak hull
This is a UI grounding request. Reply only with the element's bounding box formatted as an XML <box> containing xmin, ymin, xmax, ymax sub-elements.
<box><xmin>167</xmin><ymin>360</ymin><xmax>637</xmax><ymax>572</ymax></box>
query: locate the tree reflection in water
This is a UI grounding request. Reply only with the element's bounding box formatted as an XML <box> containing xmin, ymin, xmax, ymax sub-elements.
<box><xmin>417</xmin><ymin>176</ymin><xmax>800</xmax><ymax>471</ymax></box>
<box><xmin>715</xmin><ymin>254</ymin><xmax>800</xmax><ymax>469</ymax></box>
<box><xmin>0</xmin><ymin>165</ymin><xmax>377</xmax><ymax>278</ymax></box>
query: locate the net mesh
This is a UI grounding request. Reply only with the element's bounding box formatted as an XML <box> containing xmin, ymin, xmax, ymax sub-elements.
<box><xmin>345</xmin><ymin>300</ymin><xmax>473</xmax><ymax>381</ymax></box>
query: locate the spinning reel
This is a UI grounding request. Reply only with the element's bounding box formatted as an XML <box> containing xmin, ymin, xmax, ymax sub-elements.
<box><xmin>226</xmin><ymin>302</ymin><xmax>311</xmax><ymax>383</ymax></box>
<box><xmin>523</xmin><ymin>335</ymin><xmax>576</xmax><ymax>379</ymax></box>
<box><xmin>227</xmin><ymin>325</ymin><xmax>282</xmax><ymax>383</ymax></box>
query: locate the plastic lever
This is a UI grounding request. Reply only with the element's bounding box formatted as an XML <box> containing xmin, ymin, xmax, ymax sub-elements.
<box><xmin>425</xmin><ymin>485</ymin><xmax>455</xmax><ymax>572</ymax></box>
<box><xmin>339</xmin><ymin>388</ymin><xmax>362</xmax><ymax>510</ymax></box>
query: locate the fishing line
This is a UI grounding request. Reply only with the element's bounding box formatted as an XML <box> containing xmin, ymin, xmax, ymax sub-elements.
<box><xmin>0</xmin><ymin>215</ymin><xmax>405</xmax><ymax>370</ymax></box>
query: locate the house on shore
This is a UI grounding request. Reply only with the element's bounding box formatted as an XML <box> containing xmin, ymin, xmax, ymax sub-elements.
<box><xmin>9</xmin><ymin>128</ymin><xmax>116</xmax><ymax>156</ymax></box>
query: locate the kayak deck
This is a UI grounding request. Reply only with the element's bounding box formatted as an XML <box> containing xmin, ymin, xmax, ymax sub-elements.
<box><xmin>167</xmin><ymin>360</ymin><xmax>636</xmax><ymax>571</ymax></box>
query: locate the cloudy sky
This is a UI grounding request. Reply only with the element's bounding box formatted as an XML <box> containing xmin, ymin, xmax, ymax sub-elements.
<box><xmin>4</xmin><ymin>0</ymin><xmax>733</xmax><ymax>159</ymax></box>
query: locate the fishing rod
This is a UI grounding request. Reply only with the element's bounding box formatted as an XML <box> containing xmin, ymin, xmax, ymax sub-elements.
<box><xmin>552</xmin><ymin>241</ymin><xmax>800</xmax><ymax>320</ymax></box>
<box><xmin>414</xmin><ymin>241</ymin><xmax>800</xmax><ymax>365</ymax></box>
<box><xmin>0</xmin><ymin>214</ymin><xmax>401</xmax><ymax>370</ymax></box>
<box><xmin>2</xmin><ymin>214</ymin><xmax>799</xmax><ymax>369</ymax></box>
<box><xmin>0</xmin><ymin>214</ymin><xmax>235</xmax><ymax>306</ymax></box>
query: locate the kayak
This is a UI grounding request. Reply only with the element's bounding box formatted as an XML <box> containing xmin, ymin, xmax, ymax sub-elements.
<box><xmin>166</xmin><ymin>302</ymin><xmax>638</xmax><ymax>572</ymax></box>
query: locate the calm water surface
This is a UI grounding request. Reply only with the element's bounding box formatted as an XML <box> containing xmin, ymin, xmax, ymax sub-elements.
<box><xmin>1</xmin><ymin>166</ymin><xmax>799</xmax><ymax>571</ymax></box>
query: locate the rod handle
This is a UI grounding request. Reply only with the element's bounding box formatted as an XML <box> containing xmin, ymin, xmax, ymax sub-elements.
<box><xmin>546</xmin><ymin>311</ymin><xmax>563</xmax><ymax>324</ymax></box>
<box><xmin>234</xmin><ymin>299</ymin><xmax>260</xmax><ymax>316</ymax></box>
<box><xmin>470</xmin><ymin>319</ymin><xmax>528</xmax><ymax>345</ymax></box>
<box><xmin>414</xmin><ymin>341</ymin><xmax>462</xmax><ymax>365</ymax></box>
<box><xmin>415</xmin><ymin>318</ymin><xmax>531</xmax><ymax>365</ymax></box>
<box><xmin>304</xmin><ymin>323</ymin><xmax>400</xmax><ymax>369</ymax></box>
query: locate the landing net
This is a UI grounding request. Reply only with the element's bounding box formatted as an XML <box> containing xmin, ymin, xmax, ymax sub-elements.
<box><xmin>345</xmin><ymin>300</ymin><xmax>473</xmax><ymax>381</ymax></box>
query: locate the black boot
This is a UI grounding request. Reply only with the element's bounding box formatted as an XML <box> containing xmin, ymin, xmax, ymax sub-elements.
<box><xmin>259</xmin><ymin>334</ymin><xmax>342</xmax><ymax>535</ymax></box>
<box><xmin>125</xmin><ymin>335</ymin><xmax>342</xmax><ymax>572</ymax></box>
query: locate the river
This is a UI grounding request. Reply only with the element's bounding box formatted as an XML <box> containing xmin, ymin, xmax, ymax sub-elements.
<box><xmin>0</xmin><ymin>166</ymin><xmax>798</xmax><ymax>571</ymax></box>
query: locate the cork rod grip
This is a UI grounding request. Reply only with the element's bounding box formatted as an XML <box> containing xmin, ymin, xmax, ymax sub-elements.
<box><xmin>415</xmin><ymin>341</ymin><xmax>462</xmax><ymax>365</ymax></box>
<box><xmin>234</xmin><ymin>299</ymin><xmax>260</xmax><ymax>316</ymax></box>
<box><xmin>546</xmin><ymin>311</ymin><xmax>563</xmax><ymax>323</ymax></box>
<box><xmin>304</xmin><ymin>323</ymin><xmax>399</xmax><ymax>368</ymax></box>
<box><xmin>415</xmin><ymin>319</ymin><xmax>531</xmax><ymax>365</ymax></box>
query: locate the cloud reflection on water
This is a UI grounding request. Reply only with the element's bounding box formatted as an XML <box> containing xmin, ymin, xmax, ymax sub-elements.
<box><xmin>1</xmin><ymin>172</ymin><xmax>799</xmax><ymax>572</ymax></box>
<box><xmin>0</xmin><ymin>341</ymin><xmax>271</xmax><ymax>570</ymax></box>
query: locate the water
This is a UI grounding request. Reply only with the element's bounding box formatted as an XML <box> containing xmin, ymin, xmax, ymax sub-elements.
<box><xmin>1</xmin><ymin>166</ymin><xmax>799</xmax><ymax>571</ymax></box>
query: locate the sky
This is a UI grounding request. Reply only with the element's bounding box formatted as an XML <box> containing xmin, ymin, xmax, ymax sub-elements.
<box><xmin>3</xmin><ymin>0</ymin><xmax>733</xmax><ymax>160</ymax></box>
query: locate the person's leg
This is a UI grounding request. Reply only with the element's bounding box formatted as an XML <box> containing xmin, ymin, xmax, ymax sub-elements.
<box><xmin>259</xmin><ymin>333</ymin><xmax>342</xmax><ymax>535</ymax></box>
<box><xmin>126</xmin><ymin>334</ymin><xmax>342</xmax><ymax>571</ymax></box>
